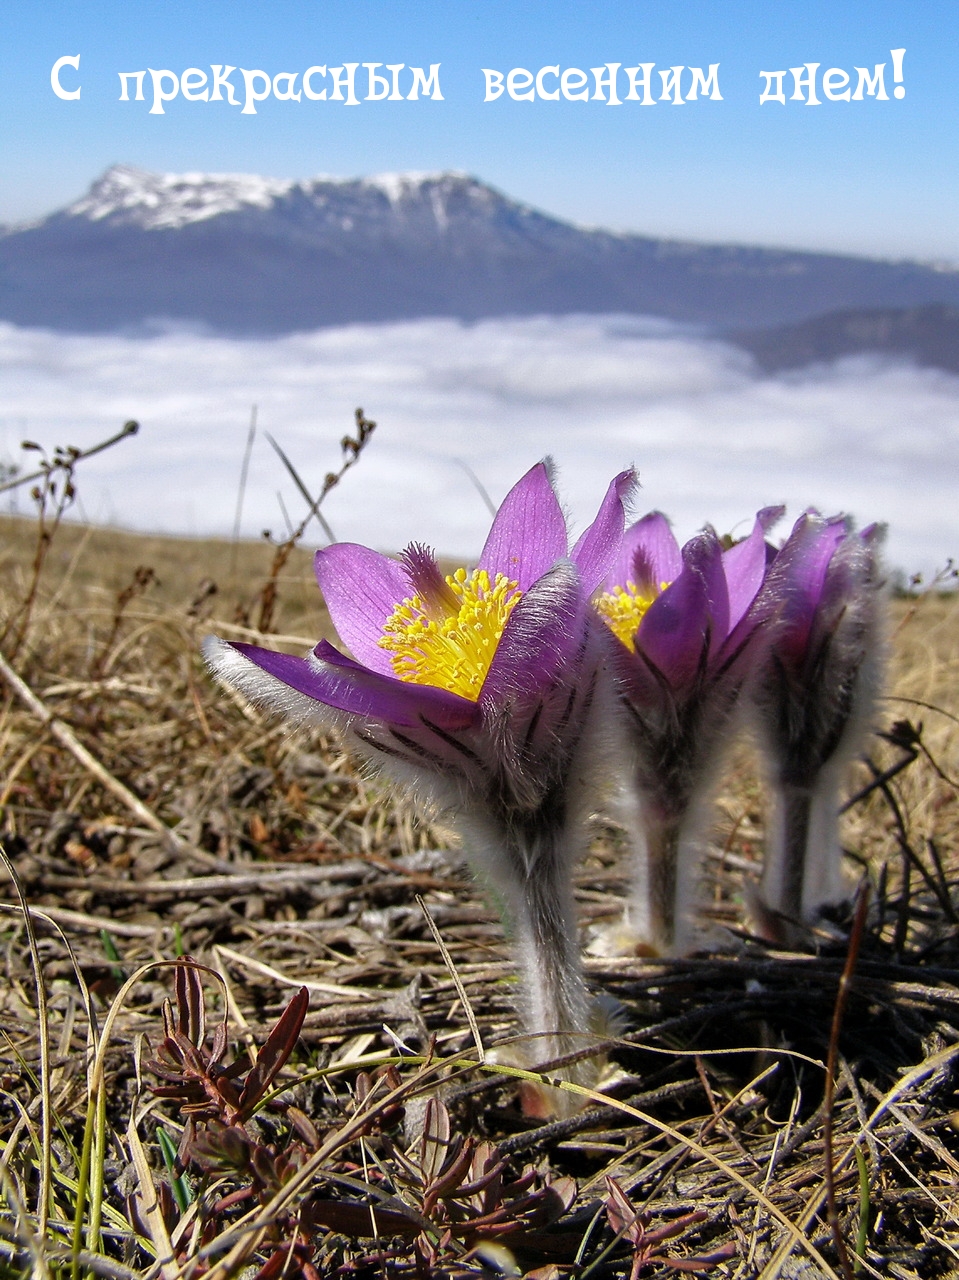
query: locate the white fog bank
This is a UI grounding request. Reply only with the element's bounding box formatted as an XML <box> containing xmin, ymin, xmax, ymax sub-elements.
<box><xmin>1</xmin><ymin>314</ymin><xmax>956</xmax><ymax>579</ymax></box>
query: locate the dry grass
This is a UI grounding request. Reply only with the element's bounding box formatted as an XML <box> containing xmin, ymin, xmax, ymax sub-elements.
<box><xmin>0</xmin><ymin>499</ymin><xmax>958</xmax><ymax>1280</ymax></box>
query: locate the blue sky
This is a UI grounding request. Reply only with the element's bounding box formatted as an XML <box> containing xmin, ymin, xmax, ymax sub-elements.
<box><xmin>1</xmin><ymin>1</ymin><xmax>957</xmax><ymax>260</ymax></box>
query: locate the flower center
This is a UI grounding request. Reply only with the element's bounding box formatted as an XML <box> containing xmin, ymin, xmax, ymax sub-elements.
<box><xmin>595</xmin><ymin>580</ymin><xmax>669</xmax><ymax>652</ymax></box>
<box><xmin>378</xmin><ymin>567</ymin><xmax>522</xmax><ymax>700</ymax></box>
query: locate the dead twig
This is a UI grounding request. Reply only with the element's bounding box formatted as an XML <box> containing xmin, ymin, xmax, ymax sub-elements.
<box><xmin>0</xmin><ymin>420</ymin><xmax>139</xmax><ymax>496</ymax></box>
<box><xmin>255</xmin><ymin>408</ymin><xmax>376</xmax><ymax>633</ymax></box>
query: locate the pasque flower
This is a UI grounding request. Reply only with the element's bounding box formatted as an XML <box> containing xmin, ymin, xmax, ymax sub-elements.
<box><xmin>593</xmin><ymin>506</ymin><xmax>783</xmax><ymax>956</ymax></box>
<box><xmin>750</xmin><ymin>513</ymin><xmax>886</xmax><ymax>939</ymax></box>
<box><xmin>204</xmin><ymin>462</ymin><xmax>634</xmax><ymax>1075</ymax></box>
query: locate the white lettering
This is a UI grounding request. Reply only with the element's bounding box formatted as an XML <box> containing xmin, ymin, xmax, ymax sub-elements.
<box><xmin>536</xmin><ymin>65</ymin><xmax>560</xmax><ymax>100</ymax></box>
<box><xmin>852</xmin><ymin>64</ymin><xmax>888</xmax><ymax>100</ymax></box>
<box><xmin>51</xmin><ymin>54</ymin><xmax>81</xmax><ymax>101</ymax></box>
<box><xmin>822</xmin><ymin>67</ymin><xmax>850</xmax><ymax>101</ymax></box>
<box><xmin>482</xmin><ymin>68</ymin><xmax>504</xmax><ymax>101</ymax></box>
<box><xmin>624</xmin><ymin>63</ymin><xmax>656</xmax><ymax>104</ymax></box>
<box><xmin>687</xmin><ymin>64</ymin><xmax>722</xmax><ymax>100</ymax></box>
<box><xmin>759</xmin><ymin>70</ymin><xmax>786</xmax><ymax>103</ymax></box>
<box><xmin>890</xmin><ymin>48</ymin><xmax>905</xmax><ymax>99</ymax></box>
<box><xmin>361</xmin><ymin>62</ymin><xmax>407</xmax><ymax>101</ymax></box>
<box><xmin>303</xmin><ymin>65</ymin><xmax>327</xmax><ymax>99</ymax></box>
<box><xmin>180</xmin><ymin>68</ymin><xmax>209</xmax><ymax>101</ymax></box>
<box><xmin>385</xmin><ymin>63</ymin><xmax>405</xmax><ymax>100</ymax></box>
<box><xmin>507</xmin><ymin>67</ymin><xmax>535</xmax><ymax>101</ymax></box>
<box><xmin>210</xmin><ymin>65</ymin><xmax>238</xmax><ymax>104</ymax></box>
<box><xmin>272</xmin><ymin>72</ymin><xmax>300</xmax><ymax>101</ymax></box>
<box><xmin>659</xmin><ymin>65</ymin><xmax>684</xmax><ymax>104</ymax></box>
<box><xmin>364</xmin><ymin>63</ymin><xmax>391</xmax><ymax>101</ymax></box>
<box><xmin>478</xmin><ymin>62</ymin><xmax>728</xmax><ymax>106</ymax></box>
<box><xmin>408</xmin><ymin>64</ymin><xmax>442</xmax><ymax>100</ymax></box>
<box><xmin>148</xmin><ymin>68</ymin><xmax>179</xmax><ymax>114</ymax></box>
<box><xmin>789</xmin><ymin>62</ymin><xmax>821</xmax><ymax>104</ymax></box>
<box><xmin>118</xmin><ymin>70</ymin><xmax>145</xmax><ymax>101</ymax></box>
<box><xmin>328</xmin><ymin>63</ymin><xmax>360</xmax><ymax>104</ymax></box>
<box><xmin>561</xmin><ymin>67</ymin><xmax>589</xmax><ymax>101</ymax></box>
<box><xmin>590</xmin><ymin>63</ymin><xmax>621</xmax><ymax>104</ymax></box>
<box><xmin>239</xmin><ymin>68</ymin><xmax>272</xmax><ymax>114</ymax></box>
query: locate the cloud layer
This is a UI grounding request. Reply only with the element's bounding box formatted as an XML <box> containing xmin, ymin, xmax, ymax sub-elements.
<box><xmin>1</xmin><ymin>314</ymin><xmax>956</xmax><ymax>578</ymax></box>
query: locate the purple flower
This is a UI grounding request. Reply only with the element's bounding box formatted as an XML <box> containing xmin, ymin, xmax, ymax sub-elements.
<box><xmin>751</xmin><ymin>514</ymin><xmax>886</xmax><ymax>940</ymax></box>
<box><xmin>592</xmin><ymin>506</ymin><xmax>783</xmax><ymax>956</ymax></box>
<box><xmin>205</xmin><ymin>462</ymin><xmax>635</xmax><ymax>1077</ymax></box>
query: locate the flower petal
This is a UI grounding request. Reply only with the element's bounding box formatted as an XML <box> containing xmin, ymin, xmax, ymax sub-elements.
<box><xmin>312</xmin><ymin>640</ymin><xmax>480</xmax><ymax>727</ymax></box>
<box><xmin>767</xmin><ymin>513</ymin><xmax>850</xmax><ymax>654</ymax></box>
<box><xmin>570</xmin><ymin>468</ymin><xmax>637</xmax><ymax>595</ymax></box>
<box><xmin>313</xmin><ymin>542</ymin><xmax>410</xmax><ymax>675</ymax></box>
<box><xmin>399</xmin><ymin>543</ymin><xmax>459</xmax><ymax>612</ymax></box>
<box><xmin>816</xmin><ymin>521</ymin><xmax>887</xmax><ymax>630</ymax></box>
<box><xmin>636</xmin><ymin>531</ymin><xmax>729</xmax><ymax>684</ymax></box>
<box><xmin>479</xmin><ymin>560</ymin><xmax>586</xmax><ymax>711</ymax></box>
<box><xmin>723</xmin><ymin>505</ymin><xmax>784</xmax><ymax>630</ymax></box>
<box><xmin>203</xmin><ymin>635</ymin><xmax>344</xmax><ymax>729</ymax></box>
<box><xmin>607</xmin><ymin>512</ymin><xmax>683</xmax><ymax>594</ymax></box>
<box><xmin>204</xmin><ymin>636</ymin><xmax>477</xmax><ymax>730</ymax></box>
<box><xmin>478</xmin><ymin>461</ymin><xmax>568</xmax><ymax>591</ymax></box>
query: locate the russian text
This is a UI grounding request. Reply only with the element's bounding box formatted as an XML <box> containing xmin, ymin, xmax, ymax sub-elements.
<box><xmin>482</xmin><ymin>62</ymin><xmax>722</xmax><ymax>103</ymax></box>
<box><xmin>760</xmin><ymin>49</ymin><xmax>905</xmax><ymax>103</ymax></box>
<box><xmin>51</xmin><ymin>54</ymin><xmax>81</xmax><ymax>100</ymax></box>
<box><xmin>112</xmin><ymin>61</ymin><xmax>442</xmax><ymax>113</ymax></box>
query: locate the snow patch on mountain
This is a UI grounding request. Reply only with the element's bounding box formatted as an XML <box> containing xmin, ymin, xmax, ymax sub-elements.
<box><xmin>66</xmin><ymin>165</ymin><xmax>295</xmax><ymax>228</ymax></box>
<box><xmin>64</xmin><ymin>164</ymin><xmax>483</xmax><ymax>230</ymax></box>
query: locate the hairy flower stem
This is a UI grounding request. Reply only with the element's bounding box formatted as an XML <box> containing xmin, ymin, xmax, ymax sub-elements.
<box><xmin>630</xmin><ymin>807</ymin><xmax>704</xmax><ymax>957</ymax></box>
<box><xmin>458</xmin><ymin>806</ymin><xmax>592</xmax><ymax>1072</ymax></box>
<box><xmin>761</xmin><ymin>771</ymin><xmax>848</xmax><ymax>933</ymax></box>
<box><xmin>513</xmin><ymin>837</ymin><xmax>590</xmax><ymax>1064</ymax></box>
<box><xmin>766</xmin><ymin>783</ymin><xmax>812</xmax><ymax>919</ymax></box>
<box><xmin>646</xmin><ymin>814</ymin><xmax>681</xmax><ymax>957</ymax></box>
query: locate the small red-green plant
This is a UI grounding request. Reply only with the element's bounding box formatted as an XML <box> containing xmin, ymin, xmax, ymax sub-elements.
<box><xmin>603</xmin><ymin>1176</ymin><xmax>737</xmax><ymax>1278</ymax></box>
<box><xmin>142</xmin><ymin>961</ymin><xmax>314</xmax><ymax>1277</ymax></box>
<box><xmin>308</xmin><ymin>1094</ymin><xmax>578</xmax><ymax>1275</ymax></box>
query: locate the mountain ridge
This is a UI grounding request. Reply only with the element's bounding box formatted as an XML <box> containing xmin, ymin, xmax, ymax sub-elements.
<box><xmin>3</xmin><ymin>165</ymin><xmax>959</xmax><ymax>340</ymax></box>
<box><xmin>731</xmin><ymin>302</ymin><xmax>959</xmax><ymax>374</ymax></box>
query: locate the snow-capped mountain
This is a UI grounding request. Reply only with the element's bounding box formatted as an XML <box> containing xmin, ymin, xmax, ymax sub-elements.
<box><xmin>60</xmin><ymin>164</ymin><xmax>483</xmax><ymax>230</ymax></box>
<box><xmin>65</xmin><ymin>165</ymin><xmax>301</xmax><ymax>228</ymax></box>
<box><xmin>2</xmin><ymin>164</ymin><xmax>959</xmax><ymax>337</ymax></box>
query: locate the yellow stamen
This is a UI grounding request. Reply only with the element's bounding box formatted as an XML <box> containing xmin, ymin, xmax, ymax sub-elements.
<box><xmin>595</xmin><ymin>580</ymin><xmax>669</xmax><ymax>652</ymax></box>
<box><xmin>379</xmin><ymin>567</ymin><xmax>522</xmax><ymax>700</ymax></box>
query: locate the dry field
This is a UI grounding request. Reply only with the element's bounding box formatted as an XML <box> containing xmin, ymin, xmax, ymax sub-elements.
<box><xmin>0</xmin><ymin>487</ymin><xmax>958</xmax><ymax>1280</ymax></box>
